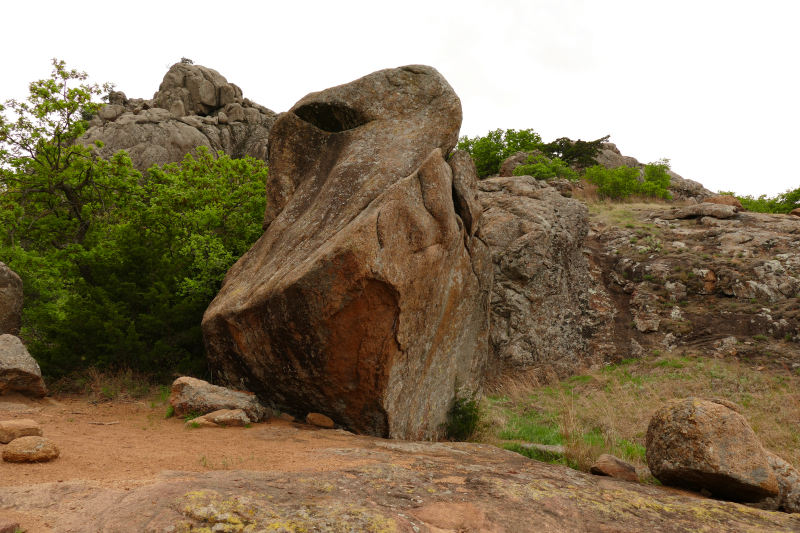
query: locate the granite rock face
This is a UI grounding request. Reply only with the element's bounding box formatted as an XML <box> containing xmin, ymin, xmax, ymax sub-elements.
<box><xmin>476</xmin><ymin>175</ymin><xmax>616</xmax><ymax>381</ymax></box>
<box><xmin>80</xmin><ymin>63</ymin><xmax>277</xmax><ymax>171</ymax></box>
<box><xmin>646</xmin><ymin>398</ymin><xmax>779</xmax><ymax>503</ymax></box>
<box><xmin>0</xmin><ymin>334</ymin><xmax>46</xmax><ymax>397</ymax></box>
<box><xmin>202</xmin><ymin>65</ymin><xmax>492</xmax><ymax>439</ymax></box>
<box><xmin>0</xmin><ymin>262</ymin><xmax>23</xmax><ymax>336</ymax></box>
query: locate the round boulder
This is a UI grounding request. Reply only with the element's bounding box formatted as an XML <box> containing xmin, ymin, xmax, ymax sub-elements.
<box><xmin>646</xmin><ymin>398</ymin><xmax>778</xmax><ymax>502</ymax></box>
<box><xmin>306</xmin><ymin>413</ymin><xmax>335</xmax><ymax>429</ymax></box>
<box><xmin>2</xmin><ymin>436</ymin><xmax>60</xmax><ymax>463</ymax></box>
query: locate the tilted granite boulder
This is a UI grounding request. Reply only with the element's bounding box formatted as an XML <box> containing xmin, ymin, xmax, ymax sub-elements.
<box><xmin>476</xmin><ymin>175</ymin><xmax>616</xmax><ymax>381</ymax></box>
<box><xmin>202</xmin><ymin>65</ymin><xmax>492</xmax><ymax>439</ymax></box>
<box><xmin>80</xmin><ymin>63</ymin><xmax>277</xmax><ymax>171</ymax></box>
<box><xmin>646</xmin><ymin>398</ymin><xmax>779</xmax><ymax>502</ymax></box>
<box><xmin>0</xmin><ymin>262</ymin><xmax>23</xmax><ymax>336</ymax></box>
<box><xmin>0</xmin><ymin>334</ymin><xmax>47</xmax><ymax>397</ymax></box>
<box><xmin>169</xmin><ymin>377</ymin><xmax>267</xmax><ymax>421</ymax></box>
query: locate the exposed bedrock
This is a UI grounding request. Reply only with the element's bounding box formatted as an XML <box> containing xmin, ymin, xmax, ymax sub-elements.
<box><xmin>202</xmin><ymin>65</ymin><xmax>492</xmax><ymax>439</ymax></box>
<box><xmin>477</xmin><ymin>176</ymin><xmax>618</xmax><ymax>382</ymax></box>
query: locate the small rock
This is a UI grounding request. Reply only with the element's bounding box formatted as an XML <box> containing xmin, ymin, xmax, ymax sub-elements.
<box><xmin>2</xmin><ymin>436</ymin><xmax>59</xmax><ymax>463</ymax></box>
<box><xmin>169</xmin><ymin>377</ymin><xmax>267</xmax><ymax>421</ymax></box>
<box><xmin>590</xmin><ymin>454</ymin><xmax>639</xmax><ymax>482</ymax></box>
<box><xmin>646</xmin><ymin>398</ymin><xmax>779</xmax><ymax>502</ymax></box>
<box><xmin>0</xmin><ymin>334</ymin><xmax>47</xmax><ymax>397</ymax></box>
<box><xmin>306</xmin><ymin>413</ymin><xmax>334</xmax><ymax>429</ymax></box>
<box><xmin>0</xmin><ymin>518</ymin><xmax>21</xmax><ymax>533</ymax></box>
<box><xmin>0</xmin><ymin>419</ymin><xmax>43</xmax><ymax>444</ymax></box>
<box><xmin>204</xmin><ymin>409</ymin><xmax>250</xmax><ymax>427</ymax></box>
<box><xmin>184</xmin><ymin>417</ymin><xmax>220</xmax><ymax>429</ymax></box>
<box><xmin>702</xmin><ymin>195</ymin><xmax>744</xmax><ymax>211</ymax></box>
<box><xmin>217</xmin><ymin>111</ymin><xmax>229</xmax><ymax>125</ymax></box>
<box><xmin>279</xmin><ymin>413</ymin><xmax>295</xmax><ymax>422</ymax></box>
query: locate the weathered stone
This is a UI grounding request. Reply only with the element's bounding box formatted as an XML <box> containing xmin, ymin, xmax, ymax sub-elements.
<box><xmin>202</xmin><ymin>65</ymin><xmax>491</xmax><ymax>439</ymax></box>
<box><xmin>790</xmin><ymin>208</ymin><xmax>800</xmax><ymax>217</ymax></box>
<box><xmin>2</xmin><ymin>435</ymin><xmax>59</xmax><ymax>463</ymax></box>
<box><xmin>0</xmin><ymin>335</ymin><xmax>47</xmax><ymax>397</ymax></box>
<box><xmin>765</xmin><ymin>451</ymin><xmax>800</xmax><ymax>513</ymax></box>
<box><xmin>646</xmin><ymin>398</ymin><xmax>779</xmax><ymax>502</ymax></box>
<box><xmin>184</xmin><ymin>416</ymin><xmax>221</xmax><ymax>429</ymax></box>
<box><xmin>590</xmin><ymin>454</ymin><xmax>639</xmax><ymax>482</ymax></box>
<box><xmin>306</xmin><ymin>413</ymin><xmax>334</xmax><ymax>429</ymax></box>
<box><xmin>278</xmin><ymin>413</ymin><xmax>295</xmax><ymax>422</ymax></box>
<box><xmin>204</xmin><ymin>409</ymin><xmax>250</xmax><ymax>427</ymax></box>
<box><xmin>0</xmin><ymin>419</ymin><xmax>42</xmax><ymax>443</ymax></box>
<box><xmin>477</xmin><ymin>176</ymin><xmax>616</xmax><ymax>380</ymax></box>
<box><xmin>78</xmin><ymin>63</ymin><xmax>277</xmax><ymax>172</ymax></box>
<box><xmin>0</xmin><ymin>518</ymin><xmax>20</xmax><ymax>533</ymax></box>
<box><xmin>659</xmin><ymin>203</ymin><xmax>739</xmax><ymax>220</ymax></box>
<box><xmin>169</xmin><ymin>377</ymin><xmax>267</xmax><ymax>421</ymax></box>
<box><xmin>498</xmin><ymin>151</ymin><xmax>530</xmax><ymax>177</ymax></box>
<box><xmin>703</xmin><ymin>195</ymin><xmax>744</xmax><ymax>210</ymax></box>
<box><xmin>0</xmin><ymin>262</ymin><xmax>23</xmax><ymax>336</ymax></box>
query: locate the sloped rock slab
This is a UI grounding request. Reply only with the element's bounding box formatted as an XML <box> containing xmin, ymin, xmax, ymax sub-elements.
<box><xmin>0</xmin><ymin>335</ymin><xmax>47</xmax><ymax>397</ymax></box>
<box><xmin>1</xmin><ymin>441</ymin><xmax>799</xmax><ymax>532</ymax></box>
<box><xmin>169</xmin><ymin>377</ymin><xmax>267</xmax><ymax>421</ymax></box>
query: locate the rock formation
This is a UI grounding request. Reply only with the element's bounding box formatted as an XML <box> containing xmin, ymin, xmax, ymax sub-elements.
<box><xmin>0</xmin><ymin>334</ymin><xmax>47</xmax><ymax>397</ymax></box>
<box><xmin>80</xmin><ymin>63</ymin><xmax>277</xmax><ymax>171</ymax></box>
<box><xmin>202</xmin><ymin>65</ymin><xmax>492</xmax><ymax>439</ymax></box>
<box><xmin>0</xmin><ymin>262</ymin><xmax>23</xmax><ymax>336</ymax></box>
<box><xmin>477</xmin><ymin>175</ymin><xmax>617</xmax><ymax>381</ymax></box>
<box><xmin>169</xmin><ymin>377</ymin><xmax>267</xmax><ymax>422</ymax></box>
<box><xmin>646</xmin><ymin>398</ymin><xmax>779</xmax><ymax>502</ymax></box>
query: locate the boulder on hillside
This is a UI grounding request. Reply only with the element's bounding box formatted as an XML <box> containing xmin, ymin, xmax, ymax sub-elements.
<box><xmin>79</xmin><ymin>63</ymin><xmax>278</xmax><ymax>171</ymax></box>
<box><xmin>1</xmin><ymin>435</ymin><xmax>59</xmax><ymax>463</ymax></box>
<box><xmin>0</xmin><ymin>334</ymin><xmax>47</xmax><ymax>397</ymax></box>
<box><xmin>202</xmin><ymin>65</ymin><xmax>492</xmax><ymax>439</ymax></box>
<box><xmin>764</xmin><ymin>451</ymin><xmax>800</xmax><ymax>513</ymax></box>
<box><xmin>169</xmin><ymin>377</ymin><xmax>267</xmax><ymax>421</ymax></box>
<box><xmin>0</xmin><ymin>262</ymin><xmax>23</xmax><ymax>336</ymax></box>
<box><xmin>658</xmin><ymin>203</ymin><xmax>739</xmax><ymax>220</ymax></box>
<box><xmin>476</xmin><ymin>175</ymin><xmax>616</xmax><ymax>381</ymax></box>
<box><xmin>646</xmin><ymin>398</ymin><xmax>779</xmax><ymax>502</ymax></box>
<box><xmin>590</xmin><ymin>454</ymin><xmax>639</xmax><ymax>482</ymax></box>
<box><xmin>703</xmin><ymin>195</ymin><xmax>744</xmax><ymax>211</ymax></box>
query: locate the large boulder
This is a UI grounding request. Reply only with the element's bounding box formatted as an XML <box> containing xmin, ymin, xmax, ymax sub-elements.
<box><xmin>169</xmin><ymin>377</ymin><xmax>267</xmax><ymax>421</ymax></box>
<box><xmin>764</xmin><ymin>451</ymin><xmax>800</xmax><ymax>513</ymax></box>
<box><xmin>202</xmin><ymin>65</ymin><xmax>492</xmax><ymax>439</ymax></box>
<box><xmin>0</xmin><ymin>262</ymin><xmax>23</xmax><ymax>336</ymax></box>
<box><xmin>0</xmin><ymin>334</ymin><xmax>47</xmax><ymax>397</ymax></box>
<box><xmin>646</xmin><ymin>398</ymin><xmax>779</xmax><ymax>502</ymax></box>
<box><xmin>476</xmin><ymin>176</ymin><xmax>616</xmax><ymax>381</ymax></box>
<box><xmin>79</xmin><ymin>63</ymin><xmax>277</xmax><ymax>171</ymax></box>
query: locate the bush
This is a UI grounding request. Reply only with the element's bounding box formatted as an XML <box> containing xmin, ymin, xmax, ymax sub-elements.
<box><xmin>720</xmin><ymin>188</ymin><xmax>800</xmax><ymax>214</ymax></box>
<box><xmin>584</xmin><ymin>159</ymin><xmax>672</xmax><ymax>200</ymax></box>
<box><xmin>444</xmin><ymin>392</ymin><xmax>482</xmax><ymax>441</ymax></box>
<box><xmin>512</xmin><ymin>154</ymin><xmax>578</xmax><ymax>181</ymax></box>
<box><xmin>457</xmin><ymin>128</ymin><xmax>543</xmax><ymax>178</ymax></box>
<box><xmin>540</xmin><ymin>135</ymin><xmax>610</xmax><ymax>170</ymax></box>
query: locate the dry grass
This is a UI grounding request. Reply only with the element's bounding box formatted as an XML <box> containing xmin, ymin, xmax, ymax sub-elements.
<box><xmin>48</xmin><ymin>367</ymin><xmax>170</xmax><ymax>406</ymax></box>
<box><xmin>480</xmin><ymin>354</ymin><xmax>800</xmax><ymax>471</ymax></box>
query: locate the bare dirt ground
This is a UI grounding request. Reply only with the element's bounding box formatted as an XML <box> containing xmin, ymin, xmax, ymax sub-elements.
<box><xmin>2</xmin><ymin>393</ymin><xmax>800</xmax><ymax>532</ymax></box>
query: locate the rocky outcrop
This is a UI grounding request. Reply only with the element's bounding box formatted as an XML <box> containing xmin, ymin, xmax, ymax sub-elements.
<box><xmin>80</xmin><ymin>63</ymin><xmax>277</xmax><ymax>171</ymax></box>
<box><xmin>646</xmin><ymin>398</ymin><xmax>779</xmax><ymax>503</ymax></box>
<box><xmin>659</xmin><ymin>203</ymin><xmax>739</xmax><ymax>220</ymax></box>
<box><xmin>202</xmin><ymin>65</ymin><xmax>492</xmax><ymax>439</ymax></box>
<box><xmin>169</xmin><ymin>377</ymin><xmax>267</xmax><ymax>421</ymax></box>
<box><xmin>477</xmin><ymin>175</ymin><xmax>616</xmax><ymax>381</ymax></box>
<box><xmin>1</xmin><ymin>436</ymin><xmax>60</xmax><ymax>463</ymax></box>
<box><xmin>0</xmin><ymin>262</ymin><xmax>23</xmax><ymax>336</ymax></box>
<box><xmin>0</xmin><ymin>335</ymin><xmax>46</xmax><ymax>397</ymax></box>
<box><xmin>704</xmin><ymin>195</ymin><xmax>744</xmax><ymax>210</ymax></box>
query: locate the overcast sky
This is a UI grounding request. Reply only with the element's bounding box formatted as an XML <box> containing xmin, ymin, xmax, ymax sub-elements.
<box><xmin>3</xmin><ymin>0</ymin><xmax>797</xmax><ymax>196</ymax></box>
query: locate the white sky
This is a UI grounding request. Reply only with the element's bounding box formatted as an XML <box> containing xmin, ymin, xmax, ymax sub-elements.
<box><xmin>2</xmin><ymin>0</ymin><xmax>797</xmax><ymax>196</ymax></box>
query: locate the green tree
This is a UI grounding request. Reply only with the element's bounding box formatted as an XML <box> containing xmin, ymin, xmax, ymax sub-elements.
<box><xmin>1</xmin><ymin>60</ymin><xmax>268</xmax><ymax>378</ymax></box>
<box><xmin>457</xmin><ymin>128</ymin><xmax>543</xmax><ymax>178</ymax></box>
<box><xmin>720</xmin><ymin>188</ymin><xmax>800</xmax><ymax>214</ymax></box>
<box><xmin>540</xmin><ymin>135</ymin><xmax>610</xmax><ymax>170</ymax></box>
<box><xmin>512</xmin><ymin>154</ymin><xmax>578</xmax><ymax>181</ymax></box>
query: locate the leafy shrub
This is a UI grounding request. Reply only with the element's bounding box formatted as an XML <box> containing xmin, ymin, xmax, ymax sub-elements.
<box><xmin>720</xmin><ymin>188</ymin><xmax>800</xmax><ymax>214</ymax></box>
<box><xmin>583</xmin><ymin>159</ymin><xmax>672</xmax><ymax>200</ymax></box>
<box><xmin>512</xmin><ymin>154</ymin><xmax>578</xmax><ymax>181</ymax></box>
<box><xmin>444</xmin><ymin>392</ymin><xmax>482</xmax><ymax>441</ymax></box>
<box><xmin>457</xmin><ymin>128</ymin><xmax>543</xmax><ymax>178</ymax></box>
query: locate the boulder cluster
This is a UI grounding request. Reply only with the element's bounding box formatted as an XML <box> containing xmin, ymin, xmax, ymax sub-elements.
<box><xmin>80</xmin><ymin>63</ymin><xmax>278</xmax><ymax>171</ymax></box>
